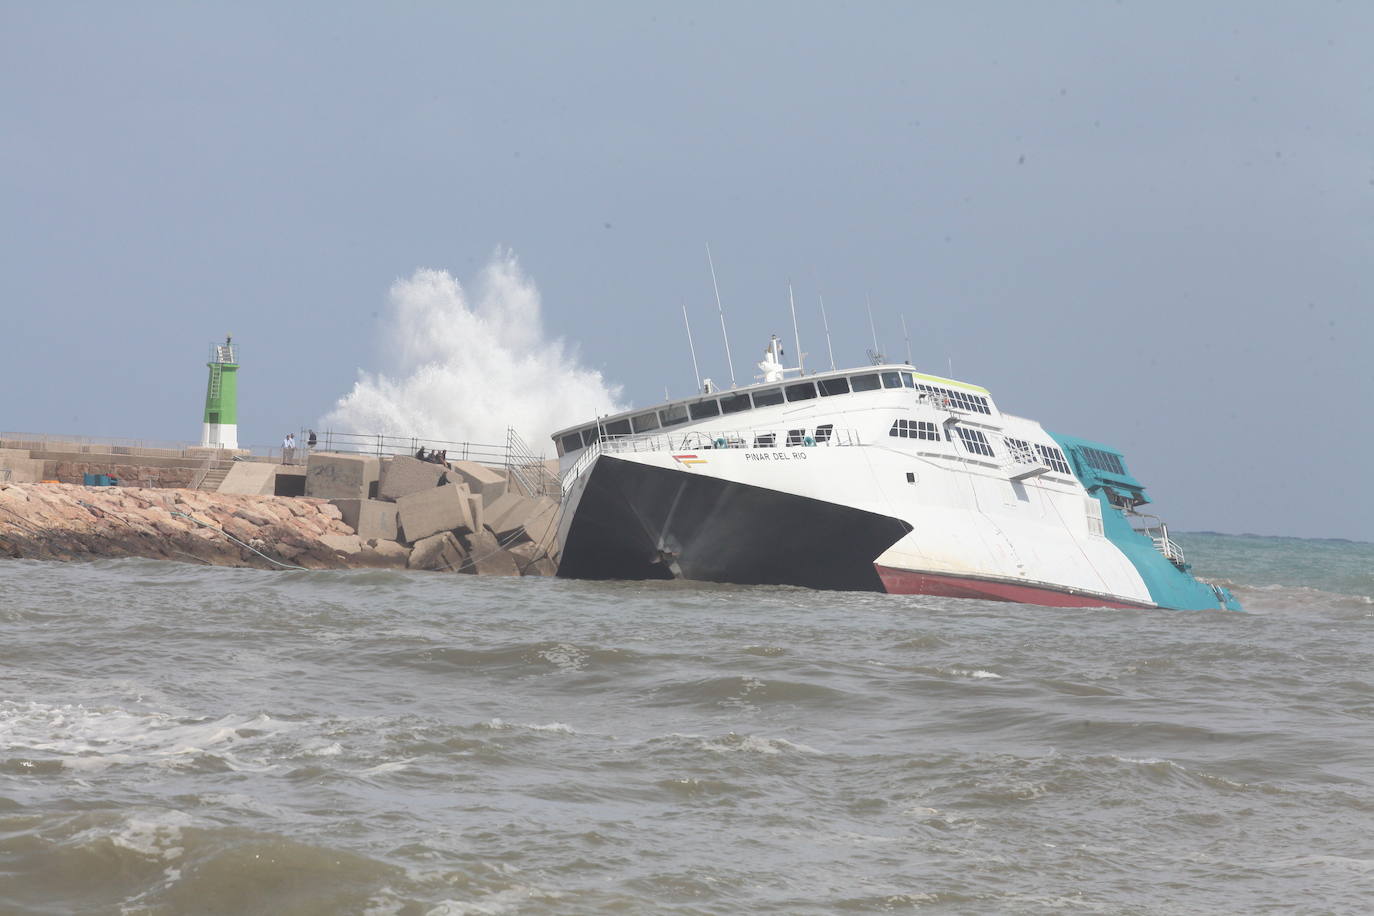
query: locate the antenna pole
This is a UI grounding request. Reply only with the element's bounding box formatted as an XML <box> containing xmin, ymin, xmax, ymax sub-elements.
<box><xmin>682</xmin><ymin>302</ymin><xmax>702</xmax><ymax>391</ymax></box>
<box><xmin>901</xmin><ymin>314</ymin><xmax>912</xmax><ymax>365</ymax></box>
<box><xmin>866</xmin><ymin>293</ymin><xmax>883</xmax><ymax>364</ymax></box>
<box><xmin>706</xmin><ymin>244</ymin><xmax>736</xmax><ymax>388</ymax></box>
<box><xmin>818</xmin><ymin>292</ymin><xmax>836</xmax><ymax>371</ymax></box>
<box><xmin>788</xmin><ymin>281</ymin><xmax>804</xmax><ymax>375</ymax></box>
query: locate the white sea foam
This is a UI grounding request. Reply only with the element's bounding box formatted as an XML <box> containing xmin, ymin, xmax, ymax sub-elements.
<box><xmin>0</xmin><ymin>701</ymin><xmax>292</xmax><ymax>771</ymax></box>
<box><xmin>322</xmin><ymin>250</ymin><xmax>626</xmax><ymax>446</ymax></box>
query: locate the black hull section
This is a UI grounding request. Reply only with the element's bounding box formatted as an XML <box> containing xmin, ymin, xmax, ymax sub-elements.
<box><xmin>557</xmin><ymin>456</ymin><xmax>912</xmax><ymax>592</ymax></box>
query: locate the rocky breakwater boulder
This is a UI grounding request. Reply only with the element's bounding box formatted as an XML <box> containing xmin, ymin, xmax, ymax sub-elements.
<box><xmin>0</xmin><ymin>482</ymin><xmax>363</xmax><ymax>569</ymax></box>
<box><xmin>322</xmin><ymin>454</ymin><xmax>562</xmax><ymax>576</ymax></box>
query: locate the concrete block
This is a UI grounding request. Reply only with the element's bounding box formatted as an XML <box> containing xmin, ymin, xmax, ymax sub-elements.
<box><xmin>397</xmin><ymin>482</ymin><xmax>473</xmax><ymax>543</ymax></box>
<box><xmin>490</xmin><ymin>495</ymin><xmax>559</xmax><ymax>545</ymax></box>
<box><xmin>319</xmin><ymin>533</ymin><xmax>363</xmax><ymax>556</ymax></box>
<box><xmin>351</xmin><ymin>542</ymin><xmax>410</xmax><ymax>569</ymax></box>
<box><xmin>482</xmin><ymin>492</ymin><xmax>530</xmax><ymax>536</ymax></box>
<box><xmin>217</xmin><ymin>462</ymin><xmax>278</xmax><ymax>495</ymax></box>
<box><xmin>458</xmin><ymin>530</ymin><xmax>521</xmax><ymax>576</ymax></box>
<box><xmin>378</xmin><ymin>456</ymin><xmax>448</xmax><ymax>500</ymax></box>
<box><xmin>0</xmin><ymin>456</ymin><xmax>44</xmax><ymax>483</ymax></box>
<box><xmin>408</xmin><ymin>531</ymin><xmax>468</xmax><ymax>571</ymax></box>
<box><xmin>522</xmin><ymin>498</ymin><xmax>560</xmax><ymax>553</ymax></box>
<box><xmin>305</xmin><ymin>452</ymin><xmax>379</xmax><ymax>500</ymax></box>
<box><xmin>509</xmin><ymin>541</ymin><xmax>557</xmax><ymax>576</ymax></box>
<box><xmin>467</xmin><ymin>493</ymin><xmax>484</xmax><ymax>536</ymax></box>
<box><xmin>365</xmin><ymin>539</ymin><xmax>411</xmax><ymax>565</ymax></box>
<box><xmin>329</xmin><ymin>498</ymin><xmax>400</xmax><ymax>542</ymax></box>
<box><xmin>448</xmin><ymin>460</ymin><xmax>506</xmax><ymax>504</ymax></box>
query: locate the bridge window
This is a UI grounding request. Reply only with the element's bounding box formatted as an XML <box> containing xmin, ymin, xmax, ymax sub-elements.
<box><xmin>850</xmin><ymin>373</ymin><xmax>881</xmax><ymax>392</ymax></box>
<box><xmin>818</xmin><ymin>377</ymin><xmax>850</xmax><ymax>396</ymax></box>
<box><xmin>720</xmin><ymin>393</ymin><xmax>752</xmax><ymax>415</ymax></box>
<box><xmin>953</xmin><ymin>427</ymin><xmax>995</xmax><ymax>457</ymax></box>
<box><xmin>689</xmin><ymin>399</ymin><xmax>721</xmax><ymax>420</ymax></box>
<box><xmin>560</xmin><ymin>432</ymin><xmax>584</xmax><ymax>454</ymax></box>
<box><xmin>659</xmin><ymin>404</ymin><xmax>689</xmax><ymax>427</ymax></box>
<box><xmin>752</xmin><ymin>388</ymin><xmax>784</xmax><ymax>407</ymax></box>
<box><xmin>785</xmin><ymin>381</ymin><xmax>817</xmax><ymax>402</ymax></box>
<box><xmin>1036</xmin><ymin>444</ymin><xmax>1071</xmax><ymax>474</ymax></box>
<box><xmin>890</xmin><ymin>419</ymin><xmax>940</xmax><ymax>441</ymax></box>
<box><xmin>603</xmin><ymin>418</ymin><xmax>631</xmax><ymax>437</ymax></box>
<box><xmin>631</xmin><ymin>412</ymin><xmax>661</xmax><ymax>433</ymax></box>
<box><xmin>901</xmin><ymin>371</ymin><xmax>915</xmax><ymax>388</ymax></box>
<box><xmin>881</xmin><ymin>371</ymin><xmax>903</xmax><ymax>389</ymax></box>
<box><xmin>1080</xmin><ymin>447</ymin><xmax>1125</xmax><ymax>475</ymax></box>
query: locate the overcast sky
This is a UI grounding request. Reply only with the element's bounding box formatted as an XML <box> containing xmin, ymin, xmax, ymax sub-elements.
<box><xmin>4</xmin><ymin>2</ymin><xmax>1371</xmax><ymax>540</ymax></box>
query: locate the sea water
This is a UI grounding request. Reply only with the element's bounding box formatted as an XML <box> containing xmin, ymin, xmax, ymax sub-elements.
<box><xmin>1</xmin><ymin>532</ymin><xmax>1371</xmax><ymax>914</ymax></box>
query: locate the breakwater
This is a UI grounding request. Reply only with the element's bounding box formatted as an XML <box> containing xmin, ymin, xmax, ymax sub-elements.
<box><xmin>0</xmin><ymin>452</ymin><xmax>561</xmax><ymax>575</ymax></box>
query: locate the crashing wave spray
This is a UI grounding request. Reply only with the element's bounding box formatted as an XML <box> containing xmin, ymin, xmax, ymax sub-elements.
<box><xmin>322</xmin><ymin>250</ymin><xmax>625</xmax><ymax>447</ymax></box>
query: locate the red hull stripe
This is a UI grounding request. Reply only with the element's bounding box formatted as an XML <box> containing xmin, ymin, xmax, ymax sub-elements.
<box><xmin>874</xmin><ymin>566</ymin><xmax>1152</xmax><ymax>609</ymax></box>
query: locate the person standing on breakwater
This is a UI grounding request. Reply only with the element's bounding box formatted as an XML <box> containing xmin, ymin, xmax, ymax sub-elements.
<box><xmin>283</xmin><ymin>432</ymin><xmax>296</xmax><ymax>465</ymax></box>
<box><xmin>307</xmin><ymin>429</ymin><xmax>317</xmax><ymax>451</ymax></box>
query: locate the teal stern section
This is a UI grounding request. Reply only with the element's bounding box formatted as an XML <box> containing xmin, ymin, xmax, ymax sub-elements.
<box><xmin>1048</xmin><ymin>432</ymin><xmax>1242</xmax><ymax>612</ymax></box>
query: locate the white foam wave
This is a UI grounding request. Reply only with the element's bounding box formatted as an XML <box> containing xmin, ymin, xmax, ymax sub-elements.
<box><xmin>0</xmin><ymin>701</ymin><xmax>292</xmax><ymax>771</ymax></box>
<box><xmin>946</xmin><ymin>668</ymin><xmax>1003</xmax><ymax>679</ymax></box>
<box><xmin>322</xmin><ymin>250</ymin><xmax>626</xmax><ymax>447</ymax></box>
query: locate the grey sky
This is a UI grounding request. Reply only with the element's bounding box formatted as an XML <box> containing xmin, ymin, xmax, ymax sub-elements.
<box><xmin>3</xmin><ymin>2</ymin><xmax>1370</xmax><ymax>540</ymax></box>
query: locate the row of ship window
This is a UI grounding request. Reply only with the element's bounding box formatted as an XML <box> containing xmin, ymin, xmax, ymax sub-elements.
<box><xmin>887</xmin><ymin>421</ymin><xmax>1073</xmax><ymax>473</ymax></box>
<box><xmin>559</xmin><ymin>371</ymin><xmax>991</xmax><ymax>453</ymax></box>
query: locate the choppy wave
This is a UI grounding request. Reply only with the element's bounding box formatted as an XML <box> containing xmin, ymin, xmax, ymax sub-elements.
<box><xmin>2</xmin><ymin>533</ymin><xmax>1373</xmax><ymax>913</ymax></box>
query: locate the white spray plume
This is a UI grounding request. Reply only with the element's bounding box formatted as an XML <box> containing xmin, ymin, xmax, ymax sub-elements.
<box><xmin>322</xmin><ymin>250</ymin><xmax>625</xmax><ymax>447</ymax></box>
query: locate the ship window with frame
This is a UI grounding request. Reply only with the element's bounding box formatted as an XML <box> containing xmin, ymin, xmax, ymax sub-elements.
<box><xmin>890</xmin><ymin>419</ymin><xmax>940</xmax><ymax>441</ymax></box>
<box><xmin>580</xmin><ymin>428</ymin><xmax>598</xmax><ymax>447</ymax></box>
<box><xmin>786</xmin><ymin>428</ymin><xmax>807</xmax><ymax>446</ymax></box>
<box><xmin>881</xmin><ymin>371</ymin><xmax>903</xmax><ymax>389</ymax></box>
<box><xmin>659</xmin><ymin>404</ymin><xmax>689</xmax><ymax>427</ymax></box>
<box><xmin>560</xmin><ymin>432</ymin><xmax>583</xmax><ymax>454</ymax></box>
<box><xmin>754</xmin><ymin>433</ymin><xmax>776</xmax><ymax>448</ymax></box>
<box><xmin>752</xmin><ymin>388</ymin><xmax>784</xmax><ymax>407</ymax></box>
<box><xmin>953</xmin><ymin>426</ymin><xmax>995</xmax><ymax>457</ymax></box>
<box><xmin>814</xmin><ymin>423</ymin><xmax>834</xmax><ymax>443</ymax></box>
<box><xmin>850</xmin><ymin>373</ymin><xmax>881</xmax><ymax>392</ymax></box>
<box><xmin>689</xmin><ymin>399</ymin><xmax>721</xmax><ymax>420</ymax></box>
<box><xmin>785</xmin><ymin>381</ymin><xmax>817</xmax><ymax>402</ymax></box>
<box><xmin>632</xmin><ymin>412</ymin><xmax>661</xmax><ymax>433</ymax></box>
<box><xmin>818</xmin><ymin>377</ymin><xmax>850</xmax><ymax>397</ymax></box>
<box><xmin>1080</xmin><ymin>446</ymin><xmax>1126</xmax><ymax>475</ymax></box>
<box><xmin>1036</xmin><ymin>444</ymin><xmax>1071</xmax><ymax>474</ymax></box>
<box><xmin>603</xmin><ymin>418</ymin><xmax>631</xmax><ymax>438</ymax></box>
<box><xmin>915</xmin><ymin>383</ymin><xmax>991</xmax><ymax>415</ymax></box>
<box><xmin>720</xmin><ymin>393</ymin><xmax>752</xmax><ymax>415</ymax></box>
<box><xmin>901</xmin><ymin>371</ymin><xmax>915</xmax><ymax>388</ymax></box>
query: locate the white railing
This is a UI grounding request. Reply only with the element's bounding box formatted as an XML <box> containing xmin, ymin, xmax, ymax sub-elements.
<box><xmin>1130</xmin><ymin>514</ymin><xmax>1187</xmax><ymax>567</ymax></box>
<box><xmin>561</xmin><ymin>436</ymin><xmax>603</xmax><ymax>495</ymax></box>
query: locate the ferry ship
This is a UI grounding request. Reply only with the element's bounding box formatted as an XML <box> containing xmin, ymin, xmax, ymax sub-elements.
<box><xmin>551</xmin><ymin>338</ymin><xmax>1240</xmax><ymax>611</ymax></box>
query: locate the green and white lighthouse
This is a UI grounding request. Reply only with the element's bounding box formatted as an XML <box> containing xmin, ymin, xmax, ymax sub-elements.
<box><xmin>201</xmin><ymin>335</ymin><xmax>239</xmax><ymax>449</ymax></box>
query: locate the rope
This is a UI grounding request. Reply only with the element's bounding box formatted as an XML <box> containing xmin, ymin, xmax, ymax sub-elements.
<box><xmin>167</xmin><ymin>510</ymin><xmax>309</xmax><ymax>570</ymax></box>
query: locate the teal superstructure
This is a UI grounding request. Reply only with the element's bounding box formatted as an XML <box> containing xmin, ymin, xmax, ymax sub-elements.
<box><xmin>1048</xmin><ymin>432</ymin><xmax>1241</xmax><ymax>611</ymax></box>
